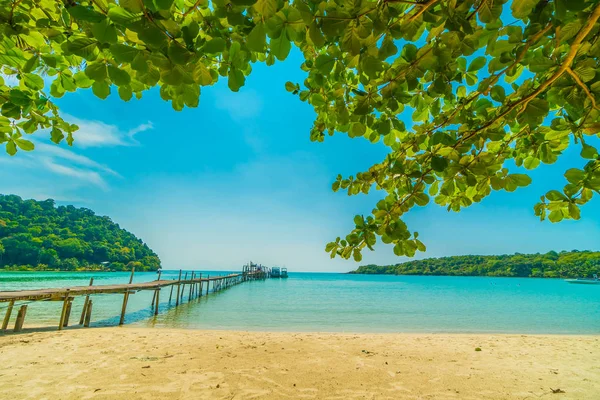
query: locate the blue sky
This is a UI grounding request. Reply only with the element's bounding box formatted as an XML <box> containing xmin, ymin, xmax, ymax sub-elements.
<box><xmin>1</xmin><ymin>48</ymin><xmax>599</xmax><ymax>272</ymax></box>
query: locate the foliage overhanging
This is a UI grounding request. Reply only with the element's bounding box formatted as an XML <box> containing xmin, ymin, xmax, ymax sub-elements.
<box><xmin>1</xmin><ymin>0</ymin><xmax>600</xmax><ymax>260</ymax></box>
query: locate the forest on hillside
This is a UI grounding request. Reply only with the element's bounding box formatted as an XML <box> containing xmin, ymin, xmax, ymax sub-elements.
<box><xmin>0</xmin><ymin>195</ymin><xmax>161</xmax><ymax>271</ymax></box>
<box><xmin>351</xmin><ymin>251</ymin><xmax>600</xmax><ymax>278</ymax></box>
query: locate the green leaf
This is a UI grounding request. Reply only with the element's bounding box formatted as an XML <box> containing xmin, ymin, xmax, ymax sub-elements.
<box><xmin>110</xmin><ymin>44</ymin><xmax>139</xmax><ymax>63</ymax></box>
<box><xmin>6</xmin><ymin>140</ymin><xmax>16</xmax><ymax>156</ymax></box>
<box><xmin>315</xmin><ymin>55</ymin><xmax>335</xmax><ymax>75</ymax></box>
<box><xmin>231</xmin><ymin>0</ymin><xmax>257</xmax><ymax>6</ymax></box>
<box><xmin>467</xmin><ymin>56</ymin><xmax>486</xmax><ymax>72</ymax></box>
<box><xmin>414</xmin><ymin>192</ymin><xmax>429</xmax><ymax>206</ymax></box>
<box><xmin>285</xmin><ymin>81</ymin><xmax>297</xmax><ymax>92</ymax></box>
<box><xmin>309</xmin><ymin>23</ymin><xmax>325</xmax><ymax>48</ymax></box>
<box><xmin>548</xmin><ymin>210</ymin><xmax>564</xmax><ymax>223</ymax></box>
<box><xmin>247</xmin><ymin>23</ymin><xmax>266</xmax><ymax>52</ymax></box>
<box><xmin>490</xmin><ymin>86</ymin><xmax>505</xmax><ymax>102</ymax></box>
<box><xmin>68</xmin><ymin>5</ymin><xmax>106</xmax><ymax>22</ymax></box>
<box><xmin>574</xmin><ymin>66</ymin><xmax>596</xmax><ymax>83</ymax></box>
<box><xmin>568</xmin><ymin>203</ymin><xmax>581</xmax><ymax>220</ymax></box>
<box><xmin>270</xmin><ymin>35</ymin><xmax>291</xmax><ymax>61</ymax></box>
<box><xmin>85</xmin><ymin>62</ymin><xmax>108</xmax><ymax>81</ymax></box>
<box><xmin>51</xmin><ymin>127</ymin><xmax>64</xmax><ymax>144</ymax></box>
<box><xmin>22</xmin><ymin>55</ymin><xmax>38</xmax><ymax>73</ymax></box>
<box><xmin>525</xmin><ymin>98</ymin><xmax>549</xmax><ymax>117</ymax></box>
<box><xmin>193</xmin><ymin>63</ymin><xmax>214</xmax><ymax>86</ymax></box>
<box><xmin>352</xmin><ymin>249</ymin><xmax>362</xmax><ymax>262</ymax></box>
<box><xmin>204</xmin><ymin>38</ymin><xmax>226</xmax><ymax>54</ymax></box>
<box><xmin>107</xmin><ymin>66</ymin><xmax>131</xmax><ymax>86</ymax></box>
<box><xmin>546</xmin><ymin>190</ymin><xmax>567</xmax><ymax>201</ymax></box>
<box><xmin>138</xmin><ymin>26</ymin><xmax>167</xmax><ymax>48</ymax></box>
<box><xmin>228</xmin><ymin>68</ymin><xmax>245</xmax><ymax>92</ymax></box>
<box><xmin>15</xmin><ymin>138</ymin><xmax>34</xmax><ymax>151</ymax></box>
<box><xmin>118</xmin><ymin>86</ymin><xmax>133</xmax><ymax>101</ymax></box>
<box><xmin>511</xmin><ymin>0</ymin><xmax>539</xmax><ymax>19</ymax></box>
<box><xmin>1</xmin><ymin>103</ymin><xmax>21</xmax><ymax>119</ymax></box>
<box><xmin>523</xmin><ymin>156</ymin><xmax>540</xmax><ymax>170</ymax></box>
<box><xmin>107</xmin><ymin>6</ymin><xmax>143</xmax><ymax>26</ymax></box>
<box><xmin>565</xmin><ymin>168</ymin><xmax>585</xmax><ymax>184</ymax></box>
<box><xmin>92</xmin><ymin>20</ymin><xmax>118</xmax><ymax>44</ymax></box>
<box><xmin>168</xmin><ymin>43</ymin><xmax>190</xmax><ymax>65</ymax></box>
<box><xmin>431</xmin><ymin>156</ymin><xmax>448</xmax><ymax>172</ymax></box>
<box><xmin>67</xmin><ymin>38</ymin><xmax>99</xmax><ymax>60</ymax></box>
<box><xmin>92</xmin><ymin>81</ymin><xmax>110</xmax><ymax>99</ymax></box>
<box><xmin>254</xmin><ymin>0</ymin><xmax>277</xmax><ymax>18</ymax></box>
<box><xmin>9</xmin><ymin>90</ymin><xmax>30</xmax><ymax>106</ymax></box>
<box><xmin>508</xmin><ymin>174</ymin><xmax>532</xmax><ymax>187</ymax></box>
<box><xmin>581</xmin><ymin>144</ymin><xmax>598</xmax><ymax>159</ymax></box>
<box><xmin>22</xmin><ymin>73</ymin><xmax>44</xmax><ymax>90</ymax></box>
<box><xmin>120</xmin><ymin>0</ymin><xmax>144</xmax><ymax>12</ymax></box>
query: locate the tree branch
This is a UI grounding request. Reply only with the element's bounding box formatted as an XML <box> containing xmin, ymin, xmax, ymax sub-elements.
<box><xmin>566</xmin><ymin>67</ymin><xmax>600</xmax><ymax>110</ymax></box>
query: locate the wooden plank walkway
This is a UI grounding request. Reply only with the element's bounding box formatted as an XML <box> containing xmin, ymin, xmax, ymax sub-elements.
<box><xmin>1</xmin><ymin>264</ymin><xmax>269</xmax><ymax>334</ymax></box>
<box><xmin>0</xmin><ymin>274</ymin><xmax>243</xmax><ymax>302</ymax></box>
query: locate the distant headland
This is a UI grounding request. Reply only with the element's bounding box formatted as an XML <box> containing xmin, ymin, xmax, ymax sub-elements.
<box><xmin>350</xmin><ymin>251</ymin><xmax>600</xmax><ymax>278</ymax></box>
<box><xmin>0</xmin><ymin>194</ymin><xmax>160</xmax><ymax>272</ymax></box>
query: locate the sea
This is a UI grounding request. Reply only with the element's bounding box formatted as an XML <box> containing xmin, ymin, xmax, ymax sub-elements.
<box><xmin>1</xmin><ymin>271</ymin><xmax>599</xmax><ymax>334</ymax></box>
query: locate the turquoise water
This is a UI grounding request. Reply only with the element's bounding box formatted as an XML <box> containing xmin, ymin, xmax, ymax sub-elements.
<box><xmin>1</xmin><ymin>271</ymin><xmax>600</xmax><ymax>334</ymax></box>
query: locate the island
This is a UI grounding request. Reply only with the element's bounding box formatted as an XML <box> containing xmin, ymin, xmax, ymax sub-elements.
<box><xmin>350</xmin><ymin>251</ymin><xmax>600</xmax><ymax>278</ymax></box>
<box><xmin>0</xmin><ymin>194</ymin><xmax>160</xmax><ymax>271</ymax></box>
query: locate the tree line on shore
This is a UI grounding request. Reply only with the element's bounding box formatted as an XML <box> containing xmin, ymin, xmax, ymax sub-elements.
<box><xmin>351</xmin><ymin>251</ymin><xmax>600</xmax><ymax>278</ymax></box>
<box><xmin>0</xmin><ymin>194</ymin><xmax>161</xmax><ymax>271</ymax></box>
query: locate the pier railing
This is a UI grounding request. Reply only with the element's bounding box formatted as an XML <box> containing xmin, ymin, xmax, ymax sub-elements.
<box><xmin>0</xmin><ymin>267</ymin><xmax>268</xmax><ymax>334</ymax></box>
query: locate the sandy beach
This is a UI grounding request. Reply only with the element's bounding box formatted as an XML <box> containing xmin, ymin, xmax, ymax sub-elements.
<box><xmin>0</xmin><ymin>328</ymin><xmax>598</xmax><ymax>399</ymax></box>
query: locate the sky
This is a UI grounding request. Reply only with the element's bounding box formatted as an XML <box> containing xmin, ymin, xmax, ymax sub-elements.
<box><xmin>1</xmin><ymin>49</ymin><xmax>599</xmax><ymax>272</ymax></box>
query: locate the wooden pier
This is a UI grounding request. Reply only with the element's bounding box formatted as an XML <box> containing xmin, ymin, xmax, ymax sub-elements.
<box><xmin>1</xmin><ymin>265</ymin><xmax>269</xmax><ymax>334</ymax></box>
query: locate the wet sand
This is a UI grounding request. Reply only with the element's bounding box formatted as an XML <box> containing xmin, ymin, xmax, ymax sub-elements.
<box><xmin>0</xmin><ymin>328</ymin><xmax>598</xmax><ymax>399</ymax></box>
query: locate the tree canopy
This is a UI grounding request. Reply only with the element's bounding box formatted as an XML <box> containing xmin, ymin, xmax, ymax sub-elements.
<box><xmin>351</xmin><ymin>250</ymin><xmax>600</xmax><ymax>278</ymax></box>
<box><xmin>0</xmin><ymin>194</ymin><xmax>161</xmax><ymax>271</ymax></box>
<box><xmin>1</xmin><ymin>0</ymin><xmax>600</xmax><ymax>260</ymax></box>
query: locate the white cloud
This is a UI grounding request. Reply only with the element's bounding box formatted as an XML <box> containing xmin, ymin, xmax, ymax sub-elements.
<box><xmin>214</xmin><ymin>89</ymin><xmax>263</xmax><ymax>120</ymax></box>
<box><xmin>65</xmin><ymin>114</ymin><xmax>153</xmax><ymax>148</ymax></box>
<box><xmin>34</xmin><ymin>142</ymin><xmax>119</xmax><ymax>177</ymax></box>
<box><xmin>0</xmin><ymin>137</ymin><xmax>119</xmax><ymax>200</ymax></box>
<box><xmin>41</xmin><ymin>158</ymin><xmax>108</xmax><ymax>190</ymax></box>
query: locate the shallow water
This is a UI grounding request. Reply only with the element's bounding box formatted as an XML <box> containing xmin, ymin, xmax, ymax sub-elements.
<box><xmin>1</xmin><ymin>271</ymin><xmax>599</xmax><ymax>333</ymax></box>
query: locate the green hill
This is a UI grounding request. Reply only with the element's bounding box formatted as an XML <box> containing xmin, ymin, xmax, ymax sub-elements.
<box><xmin>0</xmin><ymin>194</ymin><xmax>161</xmax><ymax>272</ymax></box>
<box><xmin>350</xmin><ymin>251</ymin><xmax>600</xmax><ymax>278</ymax></box>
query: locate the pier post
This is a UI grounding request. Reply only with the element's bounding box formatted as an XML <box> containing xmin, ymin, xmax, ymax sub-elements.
<box><xmin>154</xmin><ymin>289</ymin><xmax>160</xmax><ymax>316</ymax></box>
<box><xmin>118</xmin><ymin>267</ymin><xmax>136</xmax><ymax>326</ymax></box>
<box><xmin>199</xmin><ymin>273</ymin><xmax>202</xmax><ymax>297</ymax></box>
<box><xmin>175</xmin><ymin>269</ymin><xmax>182</xmax><ymax>306</ymax></box>
<box><xmin>63</xmin><ymin>300</ymin><xmax>72</xmax><ymax>327</ymax></box>
<box><xmin>79</xmin><ymin>277</ymin><xmax>94</xmax><ymax>325</ymax></box>
<box><xmin>119</xmin><ymin>291</ymin><xmax>130</xmax><ymax>325</ymax></box>
<box><xmin>13</xmin><ymin>305</ymin><xmax>27</xmax><ymax>332</ymax></box>
<box><xmin>58</xmin><ymin>290</ymin><xmax>70</xmax><ymax>330</ymax></box>
<box><xmin>206</xmin><ymin>275</ymin><xmax>210</xmax><ymax>296</ymax></box>
<box><xmin>169</xmin><ymin>283</ymin><xmax>174</xmax><ymax>303</ymax></box>
<box><xmin>2</xmin><ymin>299</ymin><xmax>14</xmax><ymax>331</ymax></box>
<box><xmin>188</xmin><ymin>272</ymin><xmax>194</xmax><ymax>300</ymax></box>
<box><xmin>180</xmin><ymin>272</ymin><xmax>188</xmax><ymax>303</ymax></box>
<box><xmin>151</xmin><ymin>270</ymin><xmax>162</xmax><ymax>308</ymax></box>
<box><xmin>84</xmin><ymin>300</ymin><xmax>93</xmax><ymax>327</ymax></box>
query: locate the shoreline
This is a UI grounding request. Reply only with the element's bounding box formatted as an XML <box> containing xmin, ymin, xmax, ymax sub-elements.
<box><xmin>1</xmin><ymin>327</ymin><xmax>598</xmax><ymax>399</ymax></box>
<box><xmin>6</xmin><ymin>321</ymin><xmax>600</xmax><ymax>336</ymax></box>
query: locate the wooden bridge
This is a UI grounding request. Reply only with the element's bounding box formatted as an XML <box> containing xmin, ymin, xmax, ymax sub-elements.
<box><xmin>0</xmin><ymin>263</ymin><xmax>269</xmax><ymax>334</ymax></box>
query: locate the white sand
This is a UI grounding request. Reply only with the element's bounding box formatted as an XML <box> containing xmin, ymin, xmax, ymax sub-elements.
<box><xmin>0</xmin><ymin>328</ymin><xmax>599</xmax><ymax>399</ymax></box>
